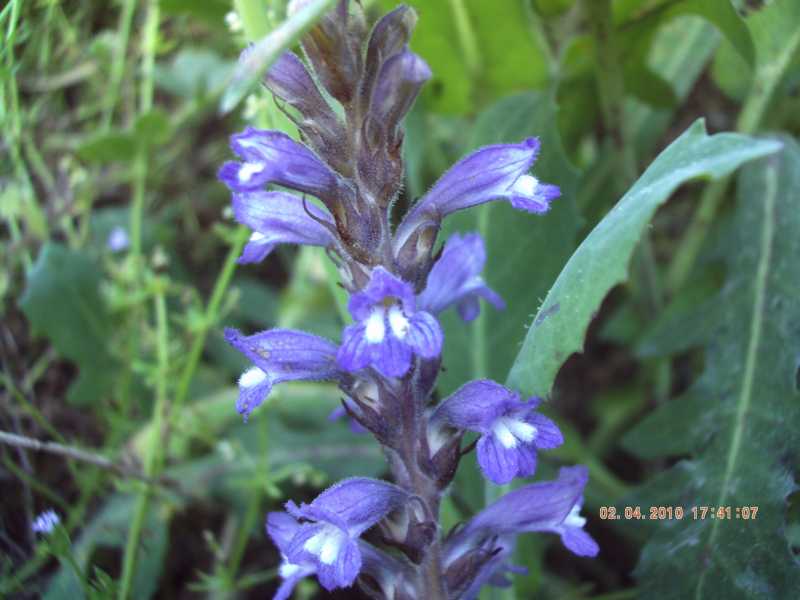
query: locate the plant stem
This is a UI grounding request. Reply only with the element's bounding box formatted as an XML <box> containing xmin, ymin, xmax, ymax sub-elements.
<box><xmin>118</xmin><ymin>287</ymin><xmax>170</xmax><ymax>600</ymax></box>
<box><xmin>102</xmin><ymin>0</ymin><xmax>137</xmax><ymax>129</ymax></box>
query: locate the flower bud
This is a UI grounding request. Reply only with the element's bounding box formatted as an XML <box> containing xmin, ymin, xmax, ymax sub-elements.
<box><xmin>360</xmin><ymin>5</ymin><xmax>418</xmax><ymax>112</ymax></box>
<box><xmin>299</xmin><ymin>0</ymin><xmax>364</xmax><ymax>105</ymax></box>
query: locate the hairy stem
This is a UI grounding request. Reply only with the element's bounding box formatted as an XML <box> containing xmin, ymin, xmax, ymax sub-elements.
<box><xmin>395</xmin><ymin>376</ymin><xmax>447</xmax><ymax>600</ymax></box>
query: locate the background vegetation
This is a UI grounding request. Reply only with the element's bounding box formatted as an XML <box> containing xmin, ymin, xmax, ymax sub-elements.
<box><xmin>1</xmin><ymin>0</ymin><xmax>799</xmax><ymax>598</ymax></box>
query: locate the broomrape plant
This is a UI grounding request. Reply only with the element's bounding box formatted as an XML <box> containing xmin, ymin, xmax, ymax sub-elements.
<box><xmin>219</xmin><ymin>2</ymin><xmax>596</xmax><ymax>598</ymax></box>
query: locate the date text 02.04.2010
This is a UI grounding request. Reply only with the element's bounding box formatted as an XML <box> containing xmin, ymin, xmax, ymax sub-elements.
<box><xmin>598</xmin><ymin>506</ymin><xmax>759</xmax><ymax>520</ymax></box>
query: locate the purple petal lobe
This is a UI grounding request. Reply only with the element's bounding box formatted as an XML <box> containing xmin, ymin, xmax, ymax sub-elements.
<box><xmin>432</xmin><ymin>380</ymin><xmax>517</xmax><ymax>431</ymax></box>
<box><xmin>561</xmin><ymin>527</ymin><xmax>600</xmax><ymax>557</ymax></box>
<box><xmin>405</xmin><ymin>311</ymin><xmax>443</xmax><ymax>358</ymax></box>
<box><xmin>476</xmin><ymin>434</ymin><xmax>521</xmax><ymax>485</ymax></box>
<box><xmin>526</xmin><ymin>412</ymin><xmax>564</xmax><ymax>449</ymax></box>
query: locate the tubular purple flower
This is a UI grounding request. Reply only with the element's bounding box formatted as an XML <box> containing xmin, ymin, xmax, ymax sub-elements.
<box><xmin>431</xmin><ymin>380</ymin><xmax>563</xmax><ymax>484</ymax></box>
<box><xmin>273</xmin><ymin>478</ymin><xmax>409</xmax><ymax>591</ymax></box>
<box><xmin>394</xmin><ymin>138</ymin><xmax>560</xmax><ymax>252</ymax></box>
<box><xmin>225</xmin><ymin>327</ymin><xmax>341</xmax><ymax>420</ymax></box>
<box><xmin>418</xmin><ymin>232</ymin><xmax>504</xmax><ymax>321</ymax></box>
<box><xmin>454</xmin><ymin>465</ymin><xmax>599</xmax><ymax>558</ymax></box>
<box><xmin>231</xmin><ymin>191</ymin><xmax>336</xmax><ymax>264</ymax></box>
<box><xmin>337</xmin><ymin>267</ymin><xmax>443</xmax><ymax>378</ymax></box>
<box><xmin>218</xmin><ymin>127</ymin><xmax>351</xmax><ymax>205</ymax></box>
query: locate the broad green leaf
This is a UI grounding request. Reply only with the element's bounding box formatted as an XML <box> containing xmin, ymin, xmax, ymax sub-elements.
<box><xmin>76</xmin><ymin>110</ymin><xmax>174</xmax><ymax>163</ymax></box>
<box><xmin>507</xmin><ymin>120</ymin><xmax>781</xmax><ymax>398</ymax></box>
<box><xmin>20</xmin><ymin>243</ymin><xmax>118</xmax><ymax>404</ymax></box>
<box><xmin>627</xmin><ymin>138</ymin><xmax>800</xmax><ymax>598</ymax></box>
<box><xmin>153</xmin><ymin>48</ymin><xmax>233</xmax><ymax>99</ymax></box>
<box><xmin>387</xmin><ymin>0</ymin><xmax>549</xmax><ymax>114</ymax></box>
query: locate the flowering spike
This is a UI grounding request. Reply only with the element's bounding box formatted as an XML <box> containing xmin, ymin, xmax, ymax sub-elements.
<box><xmin>221</xmin><ymin>3</ymin><xmax>593</xmax><ymax>596</ymax></box>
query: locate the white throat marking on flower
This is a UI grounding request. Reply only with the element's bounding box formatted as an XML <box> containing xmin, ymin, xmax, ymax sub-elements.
<box><xmin>492</xmin><ymin>416</ymin><xmax>538</xmax><ymax>449</ymax></box>
<box><xmin>564</xmin><ymin>504</ymin><xmax>586</xmax><ymax>529</ymax></box>
<box><xmin>239</xmin><ymin>366</ymin><xmax>267</xmax><ymax>389</ymax></box>
<box><xmin>365</xmin><ymin>308</ymin><xmax>386</xmax><ymax>344</ymax></box>
<box><xmin>239</xmin><ymin>162</ymin><xmax>263</xmax><ymax>182</ymax></box>
<box><xmin>303</xmin><ymin>524</ymin><xmax>346</xmax><ymax>565</ymax></box>
<box><xmin>388</xmin><ymin>305</ymin><xmax>410</xmax><ymax>339</ymax></box>
<box><xmin>249</xmin><ymin>231</ymin><xmax>266</xmax><ymax>242</ymax></box>
<box><xmin>512</xmin><ymin>174</ymin><xmax>540</xmax><ymax>197</ymax></box>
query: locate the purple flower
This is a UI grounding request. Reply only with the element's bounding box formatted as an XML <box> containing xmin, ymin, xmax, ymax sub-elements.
<box><xmin>231</xmin><ymin>191</ymin><xmax>336</xmax><ymax>263</ymax></box>
<box><xmin>418</xmin><ymin>232</ymin><xmax>504</xmax><ymax>321</ymax></box>
<box><xmin>337</xmin><ymin>267</ymin><xmax>443</xmax><ymax>378</ymax></box>
<box><xmin>268</xmin><ymin>478</ymin><xmax>409</xmax><ymax>592</ymax></box>
<box><xmin>225</xmin><ymin>327</ymin><xmax>341</xmax><ymax>420</ymax></box>
<box><xmin>455</xmin><ymin>465</ymin><xmax>599</xmax><ymax>558</ymax></box>
<box><xmin>431</xmin><ymin>380</ymin><xmax>563</xmax><ymax>484</ymax></box>
<box><xmin>218</xmin><ymin>127</ymin><xmax>351</xmax><ymax>206</ymax></box>
<box><xmin>394</xmin><ymin>138</ymin><xmax>560</xmax><ymax>252</ymax></box>
<box><xmin>106</xmin><ymin>226</ymin><xmax>130</xmax><ymax>253</ymax></box>
<box><xmin>31</xmin><ymin>509</ymin><xmax>60</xmax><ymax>534</ymax></box>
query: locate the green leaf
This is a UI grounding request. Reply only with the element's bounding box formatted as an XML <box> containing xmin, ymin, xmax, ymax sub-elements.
<box><xmin>20</xmin><ymin>243</ymin><xmax>118</xmax><ymax>404</ymax></box>
<box><xmin>387</xmin><ymin>0</ymin><xmax>549</xmax><ymax>114</ymax></box>
<box><xmin>628</xmin><ymin>137</ymin><xmax>800</xmax><ymax>598</ymax></box>
<box><xmin>507</xmin><ymin>120</ymin><xmax>781</xmax><ymax>398</ymax></box>
<box><xmin>76</xmin><ymin>131</ymin><xmax>138</xmax><ymax>163</ymax></box>
<box><xmin>220</xmin><ymin>0</ymin><xmax>337</xmax><ymax>114</ymax></box>
<box><xmin>153</xmin><ymin>48</ymin><xmax>233</xmax><ymax>99</ymax></box>
<box><xmin>133</xmin><ymin>109</ymin><xmax>173</xmax><ymax>147</ymax></box>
